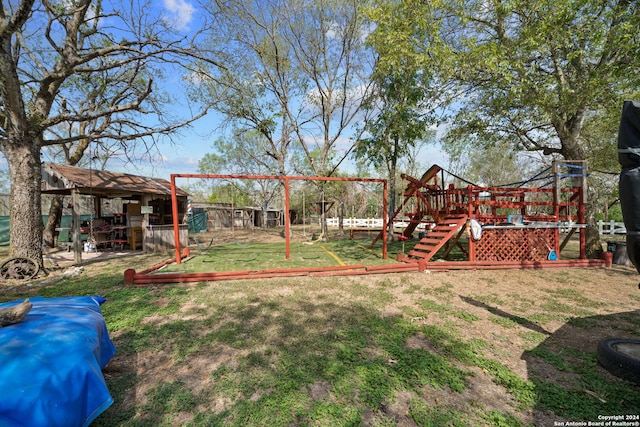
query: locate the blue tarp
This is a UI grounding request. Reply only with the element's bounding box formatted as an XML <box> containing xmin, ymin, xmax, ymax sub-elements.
<box><xmin>0</xmin><ymin>296</ymin><xmax>116</xmax><ymax>427</ymax></box>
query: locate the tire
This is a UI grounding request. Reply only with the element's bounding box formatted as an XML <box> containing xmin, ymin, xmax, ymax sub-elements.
<box><xmin>597</xmin><ymin>338</ymin><xmax>640</xmax><ymax>384</ymax></box>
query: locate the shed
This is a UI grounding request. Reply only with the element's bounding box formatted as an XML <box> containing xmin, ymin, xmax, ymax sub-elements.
<box><xmin>191</xmin><ymin>201</ymin><xmax>285</xmax><ymax>230</ymax></box>
<box><xmin>41</xmin><ymin>163</ymin><xmax>189</xmax><ymax>262</ymax></box>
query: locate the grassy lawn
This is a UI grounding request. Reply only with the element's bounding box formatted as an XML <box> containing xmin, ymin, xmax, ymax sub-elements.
<box><xmin>167</xmin><ymin>239</ymin><xmax>396</xmax><ymax>274</ymax></box>
<box><xmin>1</xmin><ymin>237</ymin><xmax>639</xmax><ymax>426</ymax></box>
<box><xmin>161</xmin><ymin>227</ymin><xmax>481</xmax><ymax>275</ymax></box>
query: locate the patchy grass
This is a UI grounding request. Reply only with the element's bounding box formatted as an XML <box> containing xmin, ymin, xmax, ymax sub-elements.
<box><xmin>1</xmin><ymin>238</ymin><xmax>639</xmax><ymax>426</ymax></box>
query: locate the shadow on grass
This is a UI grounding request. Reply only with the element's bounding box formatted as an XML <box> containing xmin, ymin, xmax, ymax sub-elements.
<box><xmin>460</xmin><ymin>296</ymin><xmax>640</xmax><ymax>424</ymax></box>
<box><xmin>522</xmin><ymin>309</ymin><xmax>640</xmax><ymax>424</ymax></box>
<box><xmin>95</xmin><ymin>296</ymin><xmax>474</xmax><ymax>426</ymax></box>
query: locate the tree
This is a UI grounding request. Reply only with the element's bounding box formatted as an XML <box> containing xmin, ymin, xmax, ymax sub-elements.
<box><xmin>196</xmin><ymin>0</ymin><xmax>299</xmax><ymax>179</ymax></box>
<box><xmin>198</xmin><ymin>131</ymin><xmax>282</xmax><ymax>226</ymax></box>
<box><xmin>286</xmin><ymin>0</ymin><xmax>375</xmax><ymax>237</ymax></box>
<box><xmin>445</xmin><ymin>142</ymin><xmax>541</xmax><ymax>188</ymax></box>
<box><xmin>368</xmin><ymin>0</ymin><xmax>640</xmax><ymax>257</ymax></box>
<box><xmin>0</xmin><ymin>0</ymin><xmax>216</xmax><ymax>264</ymax></box>
<box><xmin>198</xmin><ymin>0</ymin><xmax>375</xmax><ymax>238</ymax></box>
<box><xmin>354</xmin><ymin>64</ymin><xmax>436</xmax><ymax>227</ymax></box>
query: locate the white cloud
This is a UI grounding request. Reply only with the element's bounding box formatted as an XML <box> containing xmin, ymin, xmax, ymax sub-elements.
<box><xmin>163</xmin><ymin>0</ymin><xmax>195</xmax><ymax>31</ymax></box>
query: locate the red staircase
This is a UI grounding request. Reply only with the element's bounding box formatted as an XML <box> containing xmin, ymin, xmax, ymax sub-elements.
<box><xmin>371</xmin><ymin>165</ymin><xmax>443</xmax><ymax>246</ymax></box>
<box><xmin>404</xmin><ymin>214</ymin><xmax>468</xmax><ymax>262</ymax></box>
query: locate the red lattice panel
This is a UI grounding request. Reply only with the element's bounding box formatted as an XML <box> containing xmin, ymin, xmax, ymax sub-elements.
<box><xmin>474</xmin><ymin>228</ymin><xmax>558</xmax><ymax>262</ymax></box>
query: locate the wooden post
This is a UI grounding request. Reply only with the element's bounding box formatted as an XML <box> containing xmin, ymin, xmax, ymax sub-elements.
<box><xmin>579</xmin><ymin>161</ymin><xmax>587</xmax><ymax>259</ymax></box>
<box><xmin>72</xmin><ymin>189</ymin><xmax>82</xmax><ymax>264</ymax></box>
<box><xmin>94</xmin><ymin>196</ymin><xmax>101</xmax><ymax>220</ymax></box>
<box><xmin>284</xmin><ymin>177</ymin><xmax>291</xmax><ymax>260</ymax></box>
<box><xmin>382</xmin><ymin>180</ymin><xmax>388</xmax><ymax>259</ymax></box>
<box><xmin>552</xmin><ymin>161</ymin><xmax>560</xmax><ymax>219</ymax></box>
<box><xmin>170</xmin><ymin>176</ymin><xmax>181</xmax><ymax>264</ymax></box>
<box><xmin>140</xmin><ymin>196</ymin><xmax>149</xmax><ymax>253</ymax></box>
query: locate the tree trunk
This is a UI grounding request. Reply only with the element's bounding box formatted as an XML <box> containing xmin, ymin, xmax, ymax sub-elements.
<box><xmin>6</xmin><ymin>143</ymin><xmax>43</xmax><ymax>265</ymax></box>
<box><xmin>585</xmin><ymin>198</ymin><xmax>604</xmax><ymax>259</ymax></box>
<box><xmin>337</xmin><ymin>201</ymin><xmax>344</xmax><ymax>236</ymax></box>
<box><xmin>43</xmin><ymin>195</ymin><xmax>64</xmax><ymax>248</ymax></box>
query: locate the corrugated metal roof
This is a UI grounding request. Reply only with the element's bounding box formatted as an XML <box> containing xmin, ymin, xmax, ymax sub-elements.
<box><xmin>41</xmin><ymin>163</ymin><xmax>188</xmax><ymax>198</ymax></box>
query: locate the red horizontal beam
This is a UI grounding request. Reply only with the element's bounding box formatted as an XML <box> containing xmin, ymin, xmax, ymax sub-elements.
<box><xmin>171</xmin><ymin>173</ymin><xmax>386</xmax><ymax>183</ymax></box>
<box><xmin>124</xmin><ymin>257</ymin><xmax>609</xmax><ymax>287</ymax></box>
<box><xmin>421</xmin><ymin>259</ymin><xmax>606</xmax><ymax>270</ymax></box>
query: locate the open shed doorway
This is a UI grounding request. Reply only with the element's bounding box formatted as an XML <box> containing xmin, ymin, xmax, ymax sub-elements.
<box><xmin>41</xmin><ymin>163</ymin><xmax>189</xmax><ymax>263</ymax></box>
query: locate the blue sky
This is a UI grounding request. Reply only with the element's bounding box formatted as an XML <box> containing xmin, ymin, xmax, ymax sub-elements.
<box><xmin>119</xmin><ymin>0</ymin><xmax>214</xmax><ymax>179</ymax></box>
<box><xmin>106</xmin><ymin>0</ymin><xmax>449</xmax><ymax>181</ymax></box>
<box><xmin>0</xmin><ymin>0</ymin><xmax>448</xmax><ymax>185</ymax></box>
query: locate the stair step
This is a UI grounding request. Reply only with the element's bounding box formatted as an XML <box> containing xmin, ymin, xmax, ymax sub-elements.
<box><xmin>402</xmin><ymin>213</ymin><xmax>469</xmax><ymax>263</ymax></box>
<box><xmin>418</xmin><ymin>238</ymin><xmax>445</xmax><ymax>246</ymax></box>
<box><xmin>408</xmin><ymin>250</ymin><xmax>429</xmax><ymax>258</ymax></box>
<box><xmin>429</xmin><ymin>229</ymin><xmax>455</xmax><ymax>235</ymax></box>
<box><xmin>413</xmin><ymin>243</ymin><xmax>440</xmax><ymax>251</ymax></box>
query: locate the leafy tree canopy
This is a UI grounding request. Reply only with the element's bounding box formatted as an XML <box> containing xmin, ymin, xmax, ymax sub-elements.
<box><xmin>368</xmin><ymin>0</ymin><xmax>640</xmax><ymax>162</ymax></box>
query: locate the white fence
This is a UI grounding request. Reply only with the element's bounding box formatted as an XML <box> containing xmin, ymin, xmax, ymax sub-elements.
<box><xmin>597</xmin><ymin>220</ymin><xmax>626</xmax><ymax>235</ymax></box>
<box><xmin>324</xmin><ymin>218</ymin><xmax>428</xmax><ymax>230</ymax></box>
<box><xmin>326</xmin><ymin>218</ymin><xmax>627</xmax><ymax>235</ymax></box>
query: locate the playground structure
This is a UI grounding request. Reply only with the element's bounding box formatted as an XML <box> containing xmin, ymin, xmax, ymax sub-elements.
<box><xmin>124</xmin><ymin>162</ymin><xmax>609</xmax><ymax>286</ymax></box>
<box><xmin>381</xmin><ymin>160</ymin><xmax>591</xmax><ymax>267</ymax></box>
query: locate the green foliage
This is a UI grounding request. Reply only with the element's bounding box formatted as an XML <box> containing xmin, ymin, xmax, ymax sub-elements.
<box><xmin>5</xmin><ymin>237</ymin><xmax>635</xmax><ymax>426</ymax></box>
<box><xmin>205</xmin><ymin>183</ymin><xmax>253</xmax><ymax>205</ymax></box>
<box><xmin>528</xmin><ymin>347</ymin><xmax>572</xmax><ymax>372</ymax></box>
<box><xmin>196</xmin><ymin>133</ymin><xmax>281</xmax><ymax>207</ymax></box>
<box><xmin>367</xmin><ymin>0</ymin><xmax>639</xmax><ymax>256</ymax></box>
<box><xmin>359</xmin><ymin>0</ymin><xmax>440</xmax><ymax>214</ymax></box>
<box><xmin>143</xmin><ymin>381</ymin><xmax>201</xmax><ymax>414</ymax></box>
<box><xmin>367</xmin><ymin>0</ymin><xmax>640</xmax><ymax>160</ymax></box>
<box><xmin>599</xmin><ymin>202</ymin><xmax>623</xmax><ymax>222</ymax></box>
<box><xmin>198</xmin><ymin>153</ymin><xmax>226</xmax><ymax>175</ymax></box>
<box><xmin>532</xmin><ymin>355</ymin><xmax>640</xmax><ymax>421</ymax></box>
<box><xmin>479</xmin><ymin>411</ymin><xmax>524</xmax><ymax>427</ymax></box>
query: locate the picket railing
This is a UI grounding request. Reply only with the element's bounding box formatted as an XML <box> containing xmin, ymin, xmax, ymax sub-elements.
<box><xmin>597</xmin><ymin>220</ymin><xmax>626</xmax><ymax>235</ymax></box>
<box><xmin>325</xmin><ymin>218</ymin><xmax>626</xmax><ymax>235</ymax></box>
<box><xmin>324</xmin><ymin>218</ymin><xmax>428</xmax><ymax>230</ymax></box>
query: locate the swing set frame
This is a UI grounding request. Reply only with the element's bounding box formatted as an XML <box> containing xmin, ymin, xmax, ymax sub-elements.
<box><xmin>169</xmin><ymin>174</ymin><xmax>389</xmax><ymax>264</ymax></box>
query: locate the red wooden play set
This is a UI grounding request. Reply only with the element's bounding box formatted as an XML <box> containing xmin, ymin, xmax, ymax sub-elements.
<box><xmin>384</xmin><ymin>160</ymin><xmax>593</xmax><ymax>268</ymax></box>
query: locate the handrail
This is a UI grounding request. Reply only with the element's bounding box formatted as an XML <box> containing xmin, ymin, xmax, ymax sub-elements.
<box><xmin>417</xmin><ymin>184</ymin><xmax>583</xmax><ymax>224</ymax></box>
